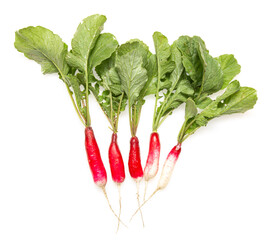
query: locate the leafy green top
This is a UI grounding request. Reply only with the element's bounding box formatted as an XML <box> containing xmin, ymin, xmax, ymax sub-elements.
<box><xmin>115</xmin><ymin>40</ymin><xmax>156</xmax><ymax>136</ymax></box>
<box><xmin>14</xmin><ymin>14</ymin><xmax>118</xmax><ymax>127</ymax></box>
<box><xmin>151</xmin><ymin>33</ymin><xmax>248</xmax><ymax>133</ymax></box>
<box><xmin>177</xmin><ymin>81</ymin><xmax>257</xmax><ymax>143</ymax></box>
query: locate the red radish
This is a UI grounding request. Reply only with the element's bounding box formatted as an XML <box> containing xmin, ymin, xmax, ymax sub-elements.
<box><xmin>128</xmin><ymin>136</ymin><xmax>144</xmax><ymax>226</ymax></box>
<box><xmin>85</xmin><ymin>127</ymin><xmax>107</xmax><ymax>187</ymax></box>
<box><xmin>108</xmin><ymin>132</ymin><xmax>126</xmax><ymax>231</ymax></box>
<box><xmin>128</xmin><ymin>136</ymin><xmax>143</xmax><ymax>179</ymax></box>
<box><xmin>130</xmin><ymin>143</ymin><xmax>182</xmax><ymax>220</ymax></box>
<box><xmin>109</xmin><ymin>133</ymin><xmax>125</xmax><ymax>183</ymax></box>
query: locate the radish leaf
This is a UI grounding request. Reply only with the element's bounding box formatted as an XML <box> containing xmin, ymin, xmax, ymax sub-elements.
<box><xmin>15</xmin><ymin>26</ymin><xmax>69</xmax><ymax>77</ymax></box>
<box><xmin>66</xmin><ymin>14</ymin><xmax>106</xmax><ymax>73</ymax></box>
<box><xmin>178</xmin><ymin>80</ymin><xmax>258</xmax><ymax>142</ymax></box>
<box><xmin>216</xmin><ymin>54</ymin><xmax>241</xmax><ymax>89</ymax></box>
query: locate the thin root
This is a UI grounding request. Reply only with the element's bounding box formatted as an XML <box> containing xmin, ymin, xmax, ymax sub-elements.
<box><xmin>143</xmin><ymin>180</ymin><xmax>148</xmax><ymax>202</ymax></box>
<box><xmin>130</xmin><ymin>188</ymin><xmax>159</xmax><ymax>222</ymax></box>
<box><xmin>136</xmin><ymin>180</ymin><xmax>145</xmax><ymax>227</ymax></box>
<box><xmin>116</xmin><ymin>184</ymin><xmax>122</xmax><ymax>232</ymax></box>
<box><xmin>102</xmin><ymin>187</ymin><xmax>127</xmax><ymax>228</ymax></box>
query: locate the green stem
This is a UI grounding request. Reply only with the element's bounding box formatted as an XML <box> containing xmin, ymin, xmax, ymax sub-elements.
<box><xmin>109</xmin><ymin>91</ymin><xmax>115</xmax><ymax>132</ymax></box>
<box><xmin>132</xmin><ymin>105</ymin><xmax>137</xmax><ymax>136</ymax></box>
<box><xmin>181</xmin><ymin>127</ymin><xmax>200</xmax><ymax>143</ymax></box>
<box><xmin>66</xmin><ymin>85</ymin><xmax>86</xmax><ymax>126</ymax></box>
<box><xmin>128</xmin><ymin>100</ymin><xmax>134</xmax><ymax>137</ymax></box>
<box><xmin>88</xmin><ymin>85</ymin><xmax>113</xmax><ymax>127</ymax></box>
<box><xmin>152</xmin><ymin>67</ymin><xmax>161</xmax><ymax>131</ymax></box>
<box><xmin>85</xmin><ymin>69</ymin><xmax>91</xmax><ymax>127</ymax></box>
<box><xmin>115</xmin><ymin>93</ymin><xmax>124</xmax><ymax>133</ymax></box>
<box><xmin>177</xmin><ymin>118</ymin><xmax>196</xmax><ymax>143</ymax></box>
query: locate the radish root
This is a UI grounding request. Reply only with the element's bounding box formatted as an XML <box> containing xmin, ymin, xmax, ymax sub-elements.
<box><xmin>143</xmin><ymin>180</ymin><xmax>148</xmax><ymax>202</ymax></box>
<box><xmin>130</xmin><ymin>188</ymin><xmax>160</xmax><ymax>222</ymax></box>
<box><xmin>101</xmin><ymin>187</ymin><xmax>127</xmax><ymax>228</ymax></box>
<box><xmin>116</xmin><ymin>184</ymin><xmax>122</xmax><ymax>232</ymax></box>
<box><xmin>136</xmin><ymin>180</ymin><xmax>145</xmax><ymax>227</ymax></box>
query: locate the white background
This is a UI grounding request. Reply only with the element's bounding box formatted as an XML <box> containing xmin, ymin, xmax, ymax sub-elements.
<box><xmin>1</xmin><ymin>0</ymin><xmax>278</xmax><ymax>239</ymax></box>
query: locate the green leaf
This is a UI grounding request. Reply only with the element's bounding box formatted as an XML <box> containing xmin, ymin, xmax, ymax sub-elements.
<box><xmin>153</xmin><ymin>32</ymin><xmax>175</xmax><ymax>79</ymax></box>
<box><xmin>185</xmin><ymin>80</ymin><xmax>257</xmax><ymax>135</ymax></box>
<box><xmin>185</xmin><ymin>98</ymin><xmax>197</xmax><ymax>123</ymax></box>
<box><xmin>195</xmin><ymin>95</ymin><xmax>213</xmax><ymax>109</ymax></box>
<box><xmin>96</xmin><ymin>53</ymin><xmax>122</xmax><ymax>95</ymax></box>
<box><xmin>89</xmin><ymin>33</ymin><xmax>118</xmax><ymax>69</ymax></box>
<box><xmin>66</xmin><ymin>14</ymin><xmax>106</xmax><ymax>72</ymax></box>
<box><xmin>216</xmin><ymin>54</ymin><xmax>241</xmax><ymax>89</ymax></box>
<box><xmin>14</xmin><ymin>26</ymin><xmax>69</xmax><ymax>76</ymax></box>
<box><xmin>168</xmin><ymin>41</ymin><xmax>184</xmax><ymax>86</ymax></box>
<box><xmin>197</xmin><ymin>42</ymin><xmax>224</xmax><ymax>95</ymax></box>
<box><xmin>177</xmin><ymin>35</ymin><xmax>224</xmax><ymax>96</ymax></box>
<box><xmin>116</xmin><ymin>41</ymin><xmax>148</xmax><ymax>106</ymax></box>
<box><xmin>177</xmin><ymin>36</ymin><xmax>205</xmax><ymax>84</ymax></box>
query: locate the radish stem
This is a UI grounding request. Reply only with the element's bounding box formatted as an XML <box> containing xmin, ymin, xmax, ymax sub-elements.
<box><xmin>66</xmin><ymin>85</ymin><xmax>86</xmax><ymax>126</ymax></box>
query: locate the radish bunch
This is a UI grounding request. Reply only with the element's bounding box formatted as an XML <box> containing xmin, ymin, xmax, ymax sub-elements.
<box><xmin>14</xmin><ymin>14</ymin><xmax>257</xmax><ymax>228</ymax></box>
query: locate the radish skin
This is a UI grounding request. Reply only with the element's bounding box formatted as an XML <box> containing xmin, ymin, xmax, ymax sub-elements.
<box><xmin>109</xmin><ymin>133</ymin><xmax>125</xmax><ymax>183</ymax></box>
<box><xmin>144</xmin><ymin>132</ymin><xmax>161</xmax><ymax>181</ymax></box>
<box><xmin>85</xmin><ymin>127</ymin><xmax>107</xmax><ymax>187</ymax></box>
<box><xmin>128</xmin><ymin>136</ymin><xmax>143</xmax><ymax>179</ymax></box>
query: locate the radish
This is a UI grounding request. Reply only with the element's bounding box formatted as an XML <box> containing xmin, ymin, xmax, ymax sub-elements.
<box><xmin>108</xmin><ymin>132</ymin><xmax>125</xmax><ymax>231</ymax></box>
<box><xmin>14</xmin><ymin>14</ymin><xmax>125</xmax><ymax>226</ymax></box>
<box><xmin>109</xmin><ymin>133</ymin><xmax>125</xmax><ymax>184</ymax></box>
<box><xmin>131</xmin><ymin>36</ymin><xmax>257</xmax><ymax>220</ymax></box>
<box><xmin>93</xmin><ymin>49</ymin><xmax>127</xmax><ymax>231</ymax></box>
<box><xmin>85</xmin><ymin>127</ymin><xmax>107</xmax><ymax>187</ymax></box>
<box><xmin>115</xmin><ymin>39</ymin><xmax>158</xmax><ymax>226</ymax></box>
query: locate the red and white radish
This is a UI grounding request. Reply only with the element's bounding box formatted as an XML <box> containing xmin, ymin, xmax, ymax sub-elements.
<box><xmin>85</xmin><ymin>127</ymin><xmax>107</xmax><ymax>187</ymax></box>
<box><xmin>157</xmin><ymin>143</ymin><xmax>181</xmax><ymax>190</ymax></box>
<box><xmin>143</xmin><ymin>132</ymin><xmax>161</xmax><ymax>200</ymax></box>
<box><xmin>128</xmin><ymin>136</ymin><xmax>144</xmax><ymax>226</ymax></box>
<box><xmin>128</xmin><ymin>136</ymin><xmax>143</xmax><ymax>179</ymax></box>
<box><xmin>108</xmin><ymin>132</ymin><xmax>126</xmax><ymax>231</ymax></box>
<box><xmin>109</xmin><ymin>133</ymin><xmax>125</xmax><ymax>184</ymax></box>
<box><xmin>144</xmin><ymin>132</ymin><xmax>161</xmax><ymax>182</ymax></box>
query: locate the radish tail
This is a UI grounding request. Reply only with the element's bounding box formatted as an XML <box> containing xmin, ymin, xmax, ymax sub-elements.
<box><xmin>136</xmin><ymin>181</ymin><xmax>144</xmax><ymax>227</ymax></box>
<box><xmin>101</xmin><ymin>187</ymin><xmax>127</xmax><ymax>228</ymax></box>
<box><xmin>116</xmin><ymin>184</ymin><xmax>122</xmax><ymax>232</ymax></box>
<box><xmin>143</xmin><ymin>180</ymin><xmax>148</xmax><ymax>202</ymax></box>
<box><xmin>130</xmin><ymin>188</ymin><xmax>159</xmax><ymax>222</ymax></box>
